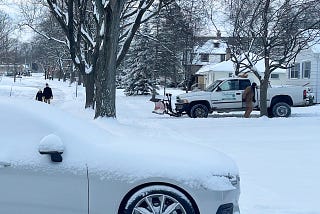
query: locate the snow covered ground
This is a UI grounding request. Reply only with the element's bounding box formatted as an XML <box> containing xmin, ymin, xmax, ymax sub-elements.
<box><xmin>1</xmin><ymin>73</ymin><xmax>319</xmax><ymax>214</ymax></box>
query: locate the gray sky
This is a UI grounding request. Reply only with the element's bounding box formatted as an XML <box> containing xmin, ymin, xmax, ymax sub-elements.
<box><xmin>0</xmin><ymin>1</ymin><xmax>35</xmax><ymax>42</ymax></box>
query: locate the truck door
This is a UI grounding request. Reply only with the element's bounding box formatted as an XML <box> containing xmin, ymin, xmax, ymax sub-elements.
<box><xmin>211</xmin><ymin>79</ymin><xmax>243</xmax><ymax>109</ymax></box>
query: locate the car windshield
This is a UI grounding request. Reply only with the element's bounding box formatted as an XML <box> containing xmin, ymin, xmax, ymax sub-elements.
<box><xmin>205</xmin><ymin>80</ymin><xmax>222</xmax><ymax>92</ymax></box>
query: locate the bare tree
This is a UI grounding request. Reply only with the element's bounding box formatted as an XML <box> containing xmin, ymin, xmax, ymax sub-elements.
<box><xmin>177</xmin><ymin>0</ymin><xmax>208</xmax><ymax>92</ymax></box>
<box><xmin>0</xmin><ymin>11</ymin><xmax>16</xmax><ymax>64</ymax></box>
<box><xmin>26</xmin><ymin>0</ymin><xmax>170</xmax><ymax>118</ymax></box>
<box><xmin>229</xmin><ymin>0</ymin><xmax>320</xmax><ymax>116</ymax></box>
<box><xmin>29</xmin><ymin>13</ymin><xmax>71</xmax><ymax>81</ymax></box>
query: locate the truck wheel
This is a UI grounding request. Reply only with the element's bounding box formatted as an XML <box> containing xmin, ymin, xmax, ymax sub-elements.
<box><xmin>272</xmin><ymin>102</ymin><xmax>291</xmax><ymax>117</ymax></box>
<box><xmin>190</xmin><ymin>104</ymin><xmax>209</xmax><ymax>118</ymax></box>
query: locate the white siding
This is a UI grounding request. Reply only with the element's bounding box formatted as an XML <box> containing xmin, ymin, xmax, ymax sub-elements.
<box><xmin>208</xmin><ymin>55</ymin><xmax>224</xmax><ymax>64</ymax></box>
<box><xmin>284</xmin><ymin>48</ymin><xmax>320</xmax><ymax>103</ymax></box>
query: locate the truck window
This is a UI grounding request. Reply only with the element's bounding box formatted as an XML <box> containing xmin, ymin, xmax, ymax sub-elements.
<box><xmin>205</xmin><ymin>80</ymin><xmax>222</xmax><ymax>92</ymax></box>
<box><xmin>239</xmin><ymin>80</ymin><xmax>251</xmax><ymax>90</ymax></box>
<box><xmin>219</xmin><ymin>80</ymin><xmax>239</xmax><ymax>91</ymax></box>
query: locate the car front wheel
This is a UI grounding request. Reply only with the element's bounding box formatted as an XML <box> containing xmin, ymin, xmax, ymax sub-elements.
<box><xmin>122</xmin><ymin>185</ymin><xmax>196</xmax><ymax>214</ymax></box>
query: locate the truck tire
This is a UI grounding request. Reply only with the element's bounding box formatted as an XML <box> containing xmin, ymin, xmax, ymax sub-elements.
<box><xmin>272</xmin><ymin>102</ymin><xmax>291</xmax><ymax>117</ymax></box>
<box><xmin>190</xmin><ymin>104</ymin><xmax>209</xmax><ymax>118</ymax></box>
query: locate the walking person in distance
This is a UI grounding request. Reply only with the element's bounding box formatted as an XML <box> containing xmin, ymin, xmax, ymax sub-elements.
<box><xmin>35</xmin><ymin>89</ymin><xmax>43</xmax><ymax>102</ymax></box>
<box><xmin>43</xmin><ymin>83</ymin><xmax>53</xmax><ymax>104</ymax></box>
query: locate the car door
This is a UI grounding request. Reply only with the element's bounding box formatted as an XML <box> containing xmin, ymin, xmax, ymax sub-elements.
<box><xmin>211</xmin><ymin>79</ymin><xmax>243</xmax><ymax>109</ymax></box>
<box><xmin>0</xmin><ymin>108</ymin><xmax>88</xmax><ymax>214</ymax></box>
<box><xmin>0</xmin><ymin>162</ymin><xmax>88</xmax><ymax>214</ymax></box>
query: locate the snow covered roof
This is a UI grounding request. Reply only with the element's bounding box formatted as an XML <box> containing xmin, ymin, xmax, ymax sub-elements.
<box><xmin>194</xmin><ymin>39</ymin><xmax>228</xmax><ymax>54</ymax></box>
<box><xmin>196</xmin><ymin>60</ymin><xmax>234</xmax><ymax>74</ymax></box>
<box><xmin>306</xmin><ymin>37</ymin><xmax>320</xmax><ymax>53</ymax></box>
<box><xmin>310</xmin><ymin>44</ymin><xmax>320</xmax><ymax>53</ymax></box>
<box><xmin>196</xmin><ymin>59</ymin><xmax>286</xmax><ymax>75</ymax></box>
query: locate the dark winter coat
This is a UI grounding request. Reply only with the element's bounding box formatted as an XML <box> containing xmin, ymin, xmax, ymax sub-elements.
<box><xmin>242</xmin><ymin>85</ymin><xmax>256</xmax><ymax>107</ymax></box>
<box><xmin>35</xmin><ymin>91</ymin><xmax>43</xmax><ymax>101</ymax></box>
<box><xmin>43</xmin><ymin>86</ymin><xmax>53</xmax><ymax>99</ymax></box>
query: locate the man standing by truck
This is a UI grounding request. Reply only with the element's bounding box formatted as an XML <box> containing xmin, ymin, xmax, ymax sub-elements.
<box><xmin>242</xmin><ymin>82</ymin><xmax>257</xmax><ymax>118</ymax></box>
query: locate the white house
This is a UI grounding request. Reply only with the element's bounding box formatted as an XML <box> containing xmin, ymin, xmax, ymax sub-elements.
<box><xmin>196</xmin><ymin>59</ymin><xmax>287</xmax><ymax>88</ymax></box>
<box><xmin>186</xmin><ymin>39</ymin><xmax>229</xmax><ymax>75</ymax></box>
<box><xmin>192</xmin><ymin>39</ymin><xmax>229</xmax><ymax>66</ymax></box>
<box><xmin>285</xmin><ymin>44</ymin><xmax>320</xmax><ymax>103</ymax></box>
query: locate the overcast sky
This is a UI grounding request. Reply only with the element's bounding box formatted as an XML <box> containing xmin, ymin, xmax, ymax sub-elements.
<box><xmin>0</xmin><ymin>0</ymin><xmax>35</xmax><ymax>42</ymax></box>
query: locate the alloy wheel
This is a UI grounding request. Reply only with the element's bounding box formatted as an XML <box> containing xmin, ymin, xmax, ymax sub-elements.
<box><xmin>132</xmin><ymin>194</ymin><xmax>187</xmax><ymax>214</ymax></box>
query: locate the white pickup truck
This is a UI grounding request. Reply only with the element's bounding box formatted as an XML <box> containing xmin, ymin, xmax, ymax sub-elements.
<box><xmin>175</xmin><ymin>78</ymin><xmax>310</xmax><ymax>118</ymax></box>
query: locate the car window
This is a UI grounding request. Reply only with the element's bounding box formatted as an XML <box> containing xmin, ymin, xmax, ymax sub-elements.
<box><xmin>219</xmin><ymin>80</ymin><xmax>238</xmax><ymax>91</ymax></box>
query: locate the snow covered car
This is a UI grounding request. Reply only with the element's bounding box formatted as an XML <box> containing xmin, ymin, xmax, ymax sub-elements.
<box><xmin>0</xmin><ymin>98</ymin><xmax>240</xmax><ymax>214</ymax></box>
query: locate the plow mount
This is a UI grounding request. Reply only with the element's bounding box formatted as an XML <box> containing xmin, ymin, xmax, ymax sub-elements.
<box><xmin>150</xmin><ymin>93</ymin><xmax>182</xmax><ymax>117</ymax></box>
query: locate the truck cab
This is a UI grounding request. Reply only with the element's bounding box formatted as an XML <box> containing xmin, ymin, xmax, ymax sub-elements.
<box><xmin>209</xmin><ymin>78</ymin><xmax>252</xmax><ymax>110</ymax></box>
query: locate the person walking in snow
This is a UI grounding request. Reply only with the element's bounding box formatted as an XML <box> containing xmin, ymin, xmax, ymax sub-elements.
<box><xmin>242</xmin><ymin>82</ymin><xmax>257</xmax><ymax>118</ymax></box>
<box><xmin>35</xmin><ymin>89</ymin><xmax>43</xmax><ymax>102</ymax></box>
<box><xmin>43</xmin><ymin>83</ymin><xmax>53</xmax><ymax>104</ymax></box>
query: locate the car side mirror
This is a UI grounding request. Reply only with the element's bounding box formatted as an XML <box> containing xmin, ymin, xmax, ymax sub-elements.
<box><xmin>39</xmin><ymin>134</ymin><xmax>65</xmax><ymax>163</ymax></box>
<box><xmin>216</xmin><ymin>86</ymin><xmax>222</xmax><ymax>92</ymax></box>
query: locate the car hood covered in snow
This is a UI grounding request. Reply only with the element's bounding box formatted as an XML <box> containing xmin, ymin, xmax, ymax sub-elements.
<box><xmin>177</xmin><ymin>91</ymin><xmax>211</xmax><ymax>100</ymax></box>
<box><xmin>0</xmin><ymin>98</ymin><xmax>238</xmax><ymax>190</ymax></box>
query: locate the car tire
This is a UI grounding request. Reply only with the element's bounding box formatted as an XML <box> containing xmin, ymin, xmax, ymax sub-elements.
<box><xmin>122</xmin><ymin>185</ymin><xmax>196</xmax><ymax>214</ymax></box>
<box><xmin>272</xmin><ymin>102</ymin><xmax>291</xmax><ymax>117</ymax></box>
<box><xmin>190</xmin><ymin>104</ymin><xmax>209</xmax><ymax>118</ymax></box>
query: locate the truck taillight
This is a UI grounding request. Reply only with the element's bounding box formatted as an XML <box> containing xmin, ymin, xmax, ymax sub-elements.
<box><xmin>303</xmin><ymin>90</ymin><xmax>307</xmax><ymax>99</ymax></box>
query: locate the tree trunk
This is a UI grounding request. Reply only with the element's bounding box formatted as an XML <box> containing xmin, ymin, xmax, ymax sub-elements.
<box><xmin>259</xmin><ymin>79</ymin><xmax>268</xmax><ymax>117</ymax></box>
<box><xmin>260</xmin><ymin>57</ymin><xmax>271</xmax><ymax>117</ymax></box>
<box><xmin>78</xmin><ymin>71</ymin><xmax>82</xmax><ymax>85</ymax></box>
<box><xmin>83</xmin><ymin>73</ymin><xmax>95</xmax><ymax>109</ymax></box>
<box><xmin>94</xmin><ymin>0</ymin><xmax>124</xmax><ymax>118</ymax></box>
<box><xmin>58</xmin><ymin>65</ymin><xmax>63</xmax><ymax>81</ymax></box>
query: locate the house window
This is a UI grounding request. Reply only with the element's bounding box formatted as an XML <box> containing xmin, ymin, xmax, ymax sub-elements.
<box><xmin>290</xmin><ymin>63</ymin><xmax>300</xmax><ymax>79</ymax></box>
<box><xmin>302</xmin><ymin>61</ymin><xmax>311</xmax><ymax>79</ymax></box>
<box><xmin>200</xmin><ymin>54</ymin><xmax>209</xmax><ymax>62</ymax></box>
<box><xmin>214</xmin><ymin>42</ymin><xmax>220</xmax><ymax>48</ymax></box>
<box><xmin>271</xmin><ymin>73</ymin><xmax>279</xmax><ymax>79</ymax></box>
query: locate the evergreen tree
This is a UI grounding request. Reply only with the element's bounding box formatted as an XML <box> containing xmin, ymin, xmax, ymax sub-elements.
<box><xmin>155</xmin><ymin>3</ymin><xmax>193</xmax><ymax>87</ymax></box>
<box><xmin>122</xmin><ymin>3</ymin><xmax>194</xmax><ymax>92</ymax></box>
<box><xmin>124</xmin><ymin>24</ymin><xmax>158</xmax><ymax>96</ymax></box>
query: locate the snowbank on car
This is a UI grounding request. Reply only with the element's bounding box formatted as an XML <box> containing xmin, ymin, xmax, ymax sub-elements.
<box><xmin>0</xmin><ymin>97</ymin><xmax>239</xmax><ymax>191</ymax></box>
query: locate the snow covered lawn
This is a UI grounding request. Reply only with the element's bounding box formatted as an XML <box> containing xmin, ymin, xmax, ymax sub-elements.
<box><xmin>1</xmin><ymin>73</ymin><xmax>319</xmax><ymax>214</ymax></box>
